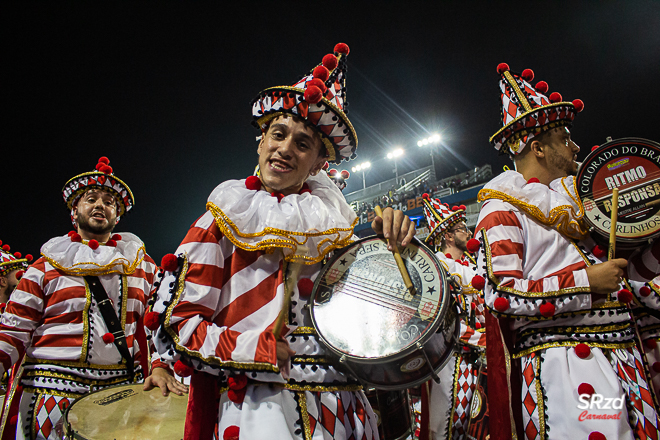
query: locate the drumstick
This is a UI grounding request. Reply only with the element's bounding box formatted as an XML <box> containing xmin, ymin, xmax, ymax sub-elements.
<box><xmin>374</xmin><ymin>205</ymin><xmax>416</xmax><ymax>296</ymax></box>
<box><xmin>609</xmin><ymin>188</ymin><xmax>619</xmax><ymax>260</ymax></box>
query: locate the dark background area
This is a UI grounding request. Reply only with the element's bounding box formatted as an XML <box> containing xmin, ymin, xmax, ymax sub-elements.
<box><xmin>3</xmin><ymin>1</ymin><xmax>660</xmax><ymax>262</ymax></box>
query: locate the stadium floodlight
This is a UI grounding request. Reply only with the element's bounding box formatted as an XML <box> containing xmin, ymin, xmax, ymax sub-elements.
<box><xmin>352</xmin><ymin>161</ymin><xmax>371</xmax><ymax>189</ymax></box>
<box><xmin>386</xmin><ymin>148</ymin><xmax>404</xmax><ymax>184</ymax></box>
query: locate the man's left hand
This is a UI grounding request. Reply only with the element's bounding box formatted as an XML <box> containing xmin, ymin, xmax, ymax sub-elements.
<box><xmin>372</xmin><ymin>207</ymin><xmax>416</xmax><ymax>251</ymax></box>
<box><xmin>143</xmin><ymin>367</ymin><xmax>189</xmax><ymax>397</ymax></box>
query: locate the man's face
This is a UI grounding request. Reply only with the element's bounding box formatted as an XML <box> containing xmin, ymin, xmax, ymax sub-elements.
<box><xmin>73</xmin><ymin>189</ymin><xmax>118</xmax><ymax>237</ymax></box>
<box><xmin>0</xmin><ymin>269</ymin><xmax>21</xmax><ymax>303</ymax></box>
<box><xmin>448</xmin><ymin>222</ymin><xmax>472</xmax><ymax>252</ymax></box>
<box><xmin>257</xmin><ymin>115</ymin><xmax>327</xmax><ymax>196</ymax></box>
<box><xmin>543</xmin><ymin>127</ymin><xmax>580</xmax><ymax>177</ymax></box>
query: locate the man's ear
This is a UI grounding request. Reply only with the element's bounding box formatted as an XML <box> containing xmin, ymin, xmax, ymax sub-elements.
<box><xmin>0</xmin><ymin>277</ymin><xmax>7</xmax><ymax>288</ymax></box>
<box><xmin>529</xmin><ymin>139</ymin><xmax>546</xmax><ymax>159</ymax></box>
<box><xmin>257</xmin><ymin>133</ymin><xmax>266</xmax><ymax>155</ymax></box>
<box><xmin>72</xmin><ymin>205</ymin><xmax>79</xmax><ymax>222</ymax></box>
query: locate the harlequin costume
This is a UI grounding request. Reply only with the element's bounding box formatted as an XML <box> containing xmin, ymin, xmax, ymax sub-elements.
<box><xmin>0</xmin><ymin>158</ymin><xmax>162</xmax><ymax>440</ymax></box>
<box><xmin>151</xmin><ymin>43</ymin><xmax>378</xmax><ymax>440</ymax></box>
<box><xmin>421</xmin><ymin>195</ymin><xmax>488</xmax><ymax>440</ymax></box>
<box><xmin>474</xmin><ymin>63</ymin><xmax>660</xmax><ymax>440</ymax></box>
<box><xmin>0</xmin><ymin>242</ymin><xmax>33</xmax><ymax>312</ymax></box>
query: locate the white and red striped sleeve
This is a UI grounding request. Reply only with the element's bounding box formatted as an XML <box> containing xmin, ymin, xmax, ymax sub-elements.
<box><xmin>476</xmin><ymin>201</ymin><xmax>592</xmax><ymax>319</ymax></box>
<box><xmin>628</xmin><ymin>240</ymin><xmax>660</xmax><ymax>283</ymax></box>
<box><xmin>0</xmin><ymin>258</ymin><xmax>47</xmax><ymax>375</ymax></box>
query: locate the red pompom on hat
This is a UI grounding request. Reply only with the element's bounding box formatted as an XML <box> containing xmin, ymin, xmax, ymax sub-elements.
<box><xmin>618</xmin><ymin>289</ymin><xmax>633</xmax><ymax>303</ymax></box>
<box><xmin>575</xmin><ymin>343</ymin><xmax>591</xmax><ymax>359</ymax></box>
<box><xmin>333</xmin><ymin>43</ymin><xmax>350</xmax><ymax>55</ymax></box>
<box><xmin>307</xmin><ymin>77</ymin><xmax>327</xmax><ymax>93</ymax></box>
<box><xmin>102</xmin><ymin>333</ymin><xmax>115</xmax><ymax>344</ymax></box>
<box><xmin>471</xmin><ymin>275</ymin><xmax>486</xmax><ymax>290</ymax></box>
<box><xmin>111</xmin><ymin>234</ymin><xmax>122</xmax><ymax>241</ymax></box>
<box><xmin>223</xmin><ymin>426</ymin><xmax>240</xmax><ymax>440</ymax></box>
<box><xmin>13</xmin><ymin>252</ymin><xmax>21</xmax><ymax>259</ymax></box>
<box><xmin>312</xmin><ymin>65</ymin><xmax>330</xmax><ymax>82</ymax></box>
<box><xmin>496</xmin><ymin>63</ymin><xmax>510</xmax><ymax>74</ymax></box>
<box><xmin>535</xmin><ymin>81</ymin><xmax>549</xmax><ymax>94</ymax></box>
<box><xmin>548</xmin><ymin>92</ymin><xmax>563</xmax><ymax>103</ymax></box>
<box><xmin>527</xmin><ymin>177</ymin><xmax>540</xmax><ymax>184</ymax></box>
<box><xmin>228</xmin><ymin>374</ymin><xmax>248</xmax><ymax>390</ymax></box>
<box><xmin>245</xmin><ymin>175</ymin><xmax>262</xmax><ymax>191</ymax></box>
<box><xmin>174</xmin><ymin>360</ymin><xmax>194</xmax><ymax>377</ymax></box>
<box><xmin>459</xmin><ymin>204</ymin><xmax>466</xmax><ymax>210</ymax></box>
<box><xmin>422</xmin><ymin>193</ymin><xmax>430</xmax><ymax>200</ymax></box>
<box><xmin>98</xmin><ymin>156</ymin><xmax>110</xmax><ymax>165</ymax></box>
<box><xmin>2</xmin><ymin>245</ymin><xmax>9</xmax><ymax>251</ymax></box>
<box><xmin>521</xmin><ymin>68</ymin><xmax>534</xmax><ymax>82</ymax></box>
<box><xmin>578</xmin><ymin>382</ymin><xmax>595</xmax><ymax>397</ymax></box>
<box><xmin>15</xmin><ymin>270</ymin><xmax>25</xmax><ymax>280</ymax></box>
<box><xmin>572</xmin><ymin>99</ymin><xmax>585</xmax><ymax>112</ymax></box>
<box><xmin>161</xmin><ymin>253</ymin><xmax>179</xmax><ymax>272</ymax></box>
<box><xmin>640</xmin><ymin>286</ymin><xmax>652</xmax><ymax>297</ymax></box>
<box><xmin>540</xmin><ymin>302</ymin><xmax>556</xmax><ymax>317</ymax></box>
<box><xmin>653</xmin><ymin>362</ymin><xmax>660</xmax><ymax>373</ymax></box>
<box><xmin>95</xmin><ymin>163</ymin><xmax>103</xmax><ymax>171</ymax></box>
<box><xmin>106</xmin><ymin>239</ymin><xmax>117</xmax><ymax>247</ymax></box>
<box><xmin>88</xmin><ymin>239</ymin><xmax>99</xmax><ymax>250</ymax></box>
<box><xmin>304</xmin><ymin>86</ymin><xmax>323</xmax><ymax>104</ymax></box>
<box><xmin>466</xmin><ymin>238</ymin><xmax>480</xmax><ymax>253</ymax></box>
<box><xmin>645</xmin><ymin>338</ymin><xmax>658</xmax><ymax>349</ymax></box>
<box><xmin>70</xmin><ymin>233</ymin><xmax>82</xmax><ymax>243</ymax></box>
<box><xmin>494</xmin><ymin>297</ymin><xmax>510</xmax><ymax>312</ymax></box>
<box><xmin>144</xmin><ymin>311</ymin><xmax>160</xmax><ymax>331</ymax></box>
<box><xmin>451</xmin><ymin>205</ymin><xmax>459</xmax><ymax>211</ymax></box>
<box><xmin>322</xmin><ymin>54</ymin><xmax>338</xmax><ymax>71</ymax></box>
<box><xmin>591</xmin><ymin>145</ymin><xmax>600</xmax><ymax>152</ymax></box>
<box><xmin>25</xmin><ymin>254</ymin><xmax>33</xmax><ymax>262</ymax></box>
<box><xmin>589</xmin><ymin>432</ymin><xmax>606</xmax><ymax>440</ymax></box>
<box><xmin>297</xmin><ymin>278</ymin><xmax>315</xmax><ymax>298</ymax></box>
<box><xmin>100</xmin><ymin>165</ymin><xmax>113</xmax><ymax>175</ymax></box>
<box><xmin>592</xmin><ymin>245</ymin><xmax>606</xmax><ymax>259</ymax></box>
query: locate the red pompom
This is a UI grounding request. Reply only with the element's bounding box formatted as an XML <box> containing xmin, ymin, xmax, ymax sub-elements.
<box><xmin>475</xmin><ymin>322</ymin><xmax>482</xmax><ymax>329</ymax></box>
<box><xmin>466</xmin><ymin>238</ymin><xmax>480</xmax><ymax>253</ymax></box>
<box><xmin>95</xmin><ymin>163</ymin><xmax>103</xmax><ymax>171</ymax></box>
<box><xmin>144</xmin><ymin>311</ymin><xmax>160</xmax><ymax>331</ymax></box>
<box><xmin>13</xmin><ymin>252</ymin><xmax>21</xmax><ymax>259</ymax></box>
<box><xmin>102</xmin><ymin>333</ymin><xmax>115</xmax><ymax>344</ymax></box>
<box><xmin>572</xmin><ymin>99</ymin><xmax>584</xmax><ymax>112</ymax></box>
<box><xmin>575</xmin><ymin>343</ymin><xmax>591</xmax><ymax>359</ymax></box>
<box><xmin>539</xmin><ymin>302</ymin><xmax>556</xmax><ymax>317</ymax></box>
<box><xmin>535</xmin><ymin>81</ymin><xmax>549</xmax><ymax>94</ymax></box>
<box><xmin>174</xmin><ymin>360</ymin><xmax>194</xmax><ymax>377</ymax></box>
<box><xmin>422</xmin><ymin>193</ymin><xmax>430</xmax><ymax>200</ymax></box>
<box><xmin>106</xmin><ymin>239</ymin><xmax>117</xmax><ymax>247</ymax></box>
<box><xmin>327</xmin><ymin>169</ymin><xmax>338</xmax><ymax>177</ymax></box>
<box><xmin>227</xmin><ymin>374</ymin><xmax>248</xmax><ymax>390</ymax></box>
<box><xmin>312</xmin><ymin>65</ymin><xmax>330</xmax><ymax>82</ymax></box>
<box><xmin>645</xmin><ymin>338</ymin><xmax>658</xmax><ymax>349</ymax></box>
<box><xmin>304</xmin><ymin>85</ymin><xmax>323</xmax><ymax>104</ymax></box>
<box><xmin>223</xmin><ymin>426</ymin><xmax>240</xmax><ymax>440</ymax></box>
<box><xmin>653</xmin><ymin>362</ymin><xmax>660</xmax><ymax>373</ymax></box>
<box><xmin>15</xmin><ymin>270</ymin><xmax>25</xmax><ymax>280</ymax></box>
<box><xmin>98</xmin><ymin>156</ymin><xmax>110</xmax><ymax>165</ymax></box>
<box><xmin>527</xmin><ymin>177</ymin><xmax>540</xmax><ymax>184</ymax></box>
<box><xmin>333</xmin><ymin>43</ymin><xmax>350</xmax><ymax>55</ymax></box>
<box><xmin>591</xmin><ymin>145</ymin><xmax>600</xmax><ymax>152</ymax></box>
<box><xmin>617</xmin><ymin>289</ymin><xmax>633</xmax><ymax>303</ymax></box>
<box><xmin>471</xmin><ymin>302</ymin><xmax>477</xmax><ymax>310</ymax></box>
<box><xmin>494</xmin><ymin>297</ymin><xmax>510</xmax><ymax>312</ymax></box>
<box><xmin>271</xmin><ymin>192</ymin><xmax>284</xmax><ymax>202</ymax></box>
<box><xmin>496</xmin><ymin>63</ymin><xmax>510</xmax><ymax>74</ymax></box>
<box><xmin>70</xmin><ymin>233</ymin><xmax>82</xmax><ymax>243</ymax></box>
<box><xmin>161</xmin><ymin>253</ymin><xmax>179</xmax><ymax>272</ymax></box>
<box><xmin>227</xmin><ymin>388</ymin><xmax>247</xmax><ymax>404</ymax></box>
<box><xmin>640</xmin><ymin>286</ymin><xmax>652</xmax><ymax>297</ymax></box>
<box><xmin>445</xmin><ymin>253</ymin><xmax>453</xmax><ymax>259</ymax></box>
<box><xmin>459</xmin><ymin>205</ymin><xmax>466</xmax><ymax>210</ymax></box>
<box><xmin>298</xmin><ymin>278</ymin><xmax>315</xmax><ymax>298</ymax></box>
<box><xmin>2</xmin><ymin>245</ymin><xmax>9</xmax><ymax>251</ymax></box>
<box><xmin>25</xmin><ymin>254</ymin><xmax>33</xmax><ymax>262</ymax></box>
<box><xmin>0</xmin><ymin>240</ymin><xmax>2</xmax><ymax>246</ymax></box>
<box><xmin>9</xmin><ymin>415</ymin><xmax>17</xmax><ymax>426</ymax></box>
<box><xmin>591</xmin><ymin>245</ymin><xmax>606</xmax><ymax>259</ymax></box>
<box><xmin>548</xmin><ymin>92</ymin><xmax>563</xmax><ymax>103</ymax></box>
<box><xmin>588</xmin><ymin>432</ymin><xmax>606</xmax><ymax>440</ymax></box>
<box><xmin>341</xmin><ymin>170</ymin><xmax>350</xmax><ymax>179</ymax></box>
<box><xmin>111</xmin><ymin>234</ymin><xmax>122</xmax><ymax>241</ymax></box>
<box><xmin>300</xmin><ymin>183</ymin><xmax>312</xmax><ymax>194</ymax></box>
<box><xmin>322</xmin><ymin>162</ymin><xmax>329</xmax><ymax>171</ymax></box>
<box><xmin>451</xmin><ymin>205</ymin><xmax>459</xmax><ymax>211</ymax></box>
<box><xmin>471</xmin><ymin>275</ymin><xmax>486</xmax><ymax>290</ymax></box>
<box><xmin>68</xmin><ymin>231</ymin><xmax>77</xmax><ymax>237</ymax></box>
<box><xmin>88</xmin><ymin>239</ymin><xmax>99</xmax><ymax>250</ymax></box>
<box><xmin>307</xmin><ymin>77</ymin><xmax>327</xmax><ymax>93</ymax></box>
<box><xmin>521</xmin><ymin>69</ymin><xmax>534</xmax><ymax>82</ymax></box>
<box><xmin>245</xmin><ymin>175</ymin><xmax>262</xmax><ymax>191</ymax></box>
<box><xmin>578</xmin><ymin>382</ymin><xmax>595</xmax><ymax>397</ymax></box>
<box><xmin>322</xmin><ymin>54</ymin><xmax>338</xmax><ymax>71</ymax></box>
<box><xmin>462</xmin><ymin>345</ymin><xmax>470</xmax><ymax>352</ymax></box>
<box><xmin>0</xmin><ymin>303</ymin><xmax>5</xmax><ymax>314</ymax></box>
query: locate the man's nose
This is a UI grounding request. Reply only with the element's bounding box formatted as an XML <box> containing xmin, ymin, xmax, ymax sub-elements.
<box><xmin>571</xmin><ymin>140</ymin><xmax>580</xmax><ymax>153</ymax></box>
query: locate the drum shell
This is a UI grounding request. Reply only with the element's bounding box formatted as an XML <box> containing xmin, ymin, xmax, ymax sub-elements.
<box><xmin>365</xmin><ymin>388</ymin><xmax>413</xmax><ymax>440</ymax></box>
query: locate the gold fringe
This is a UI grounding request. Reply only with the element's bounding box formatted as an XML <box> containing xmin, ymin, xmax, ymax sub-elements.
<box><xmin>42</xmin><ymin>246</ymin><xmax>146</xmax><ymax>276</ymax></box>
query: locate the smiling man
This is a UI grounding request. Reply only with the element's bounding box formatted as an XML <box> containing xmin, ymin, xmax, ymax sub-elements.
<box><xmin>150</xmin><ymin>43</ymin><xmax>415</xmax><ymax>440</ymax></box>
<box><xmin>0</xmin><ymin>157</ymin><xmax>185</xmax><ymax>440</ymax></box>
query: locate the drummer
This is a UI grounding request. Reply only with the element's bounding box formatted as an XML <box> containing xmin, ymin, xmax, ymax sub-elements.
<box><xmin>0</xmin><ymin>157</ymin><xmax>185</xmax><ymax>440</ymax></box>
<box><xmin>422</xmin><ymin>196</ymin><xmax>488</xmax><ymax>439</ymax></box>
<box><xmin>149</xmin><ymin>43</ymin><xmax>415</xmax><ymax>440</ymax></box>
<box><xmin>474</xmin><ymin>63</ymin><xmax>660</xmax><ymax>439</ymax></box>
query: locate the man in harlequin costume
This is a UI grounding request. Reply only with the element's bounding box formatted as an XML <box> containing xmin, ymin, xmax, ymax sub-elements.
<box><xmin>150</xmin><ymin>43</ymin><xmax>416</xmax><ymax>440</ymax></box>
<box><xmin>0</xmin><ymin>242</ymin><xmax>33</xmax><ymax>309</ymax></box>
<box><xmin>0</xmin><ymin>157</ymin><xmax>186</xmax><ymax>440</ymax></box>
<box><xmin>421</xmin><ymin>195</ymin><xmax>488</xmax><ymax>439</ymax></box>
<box><xmin>474</xmin><ymin>63</ymin><xmax>660</xmax><ymax>440</ymax></box>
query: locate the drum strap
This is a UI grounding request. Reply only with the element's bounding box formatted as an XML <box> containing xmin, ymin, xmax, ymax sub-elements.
<box><xmin>84</xmin><ymin>276</ymin><xmax>134</xmax><ymax>381</ymax></box>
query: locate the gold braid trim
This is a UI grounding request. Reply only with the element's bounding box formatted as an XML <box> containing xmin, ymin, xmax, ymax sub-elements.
<box><xmin>25</xmin><ymin>387</ymin><xmax>83</xmax><ymax>400</ymax></box>
<box><xmin>41</xmin><ymin>245</ymin><xmax>147</xmax><ymax>276</ymax></box>
<box><xmin>206</xmin><ymin>201</ymin><xmax>357</xmax><ymax>265</ymax></box>
<box><xmin>23</xmin><ymin>370</ymin><xmax>130</xmax><ymax>387</ymax></box>
<box><xmin>297</xmin><ymin>391</ymin><xmax>313</xmax><ymax>440</ymax></box>
<box><xmin>291</xmin><ymin>326</ymin><xmax>317</xmax><ymax>335</ymax></box>
<box><xmin>478</xmin><ymin>177</ymin><xmax>589</xmax><ymax>241</ymax></box>
<box><xmin>512</xmin><ymin>340</ymin><xmax>635</xmax><ymax>359</ymax></box>
<box><xmin>24</xmin><ymin>357</ymin><xmax>130</xmax><ymax>370</ymax></box>
<box><xmin>534</xmin><ymin>354</ymin><xmax>546</xmax><ymax>438</ymax></box>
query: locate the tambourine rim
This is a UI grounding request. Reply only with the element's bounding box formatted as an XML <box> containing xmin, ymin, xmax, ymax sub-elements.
<box><xmin>309</xmin><ymin>235</ymin><xmax>451</xmax><ymax>362</ymax></box>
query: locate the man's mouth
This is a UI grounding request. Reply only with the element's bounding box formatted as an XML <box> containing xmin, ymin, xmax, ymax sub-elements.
<box><xmin>91</xmin><ymin>212</ymin><xmax>106</xmax><ymax>220</ymax></box>
<box><xmin>269</xmin><ymin>159</ymin><xmax>293</xmax><ymax>172</ymax></box>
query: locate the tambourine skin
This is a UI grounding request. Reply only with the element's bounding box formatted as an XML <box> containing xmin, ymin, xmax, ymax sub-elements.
<box><xmin>577</xmin><ymin>138</ymin><xmax>660</xmax><ymax>248</ymax></box>
<box><xmin>310</xmin><ymin>236</ymin><xmax>459</xmax><ymax>390</ymax></box>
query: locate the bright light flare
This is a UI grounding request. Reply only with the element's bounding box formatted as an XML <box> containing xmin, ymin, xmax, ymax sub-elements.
<box><xmin>351</xmin><ymin>161</ymin><xmax>371</xmax><ymax>172</ymax></box>
<box><xmin>387</xmin><ymin>148</ymin><xmax>404</xmax><ymax>159</ymax></box>
<box><xmin>418</xmin><ymin>133</ymin><xmax>441</xmax><ymax>146</ymax></box>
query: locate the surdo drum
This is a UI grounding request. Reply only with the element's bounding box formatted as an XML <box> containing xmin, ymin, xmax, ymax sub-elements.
<box><xmin>577</xmin><ymin>138</ymin><xmax>660</xmax><ymax>248</ymax></box>
<box><xmin>310</xmin><ymin>236</ymin><xmax>459</xmax><ymax>390</ymax></box>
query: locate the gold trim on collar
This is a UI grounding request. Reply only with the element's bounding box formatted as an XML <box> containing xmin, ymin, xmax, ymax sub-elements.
<box><xmin>42</xmin><ymin>246</ymin><xmax>147</xmax><ymax>276</ymax></box>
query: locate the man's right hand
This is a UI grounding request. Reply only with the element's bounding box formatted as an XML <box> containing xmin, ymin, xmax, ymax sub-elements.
<box><xmin>586</xmin><ymin>258</ymin><xmax>628</xmax><ymax>295</ymax></box>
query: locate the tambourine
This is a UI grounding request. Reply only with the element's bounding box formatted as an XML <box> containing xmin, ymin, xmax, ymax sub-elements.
<box><xmin>577</xmin><ymin>137</ymin><xmax>660</xmax><ymax>248</ymax></box>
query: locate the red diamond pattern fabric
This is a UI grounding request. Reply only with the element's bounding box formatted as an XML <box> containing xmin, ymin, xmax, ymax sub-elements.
<box><xmin>610</xmin><ymin>347</ymin><xmax>660</xmax><ymax>440</ymax></box>
<box><xmin>448</xmin><ymin>354</ymin><xmax>479</xmax><ymax>439</ymax></box>
<box><xmin>34</xmin><ymin>394</ymin><xmax>72</xmax><ymax>440</ymax></box>
<box><xmin>520</xmin><ymin>352</ymin><xmax>541</xmax><ymax>440</ymax></box>
<box><xmin>303</xmin><ymin>390</ymin><xmax>377</xmax><ymax>440</ymax></box>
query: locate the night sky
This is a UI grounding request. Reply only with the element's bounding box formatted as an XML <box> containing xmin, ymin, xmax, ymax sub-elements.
<box><xmin>4</xmin><ymin>2</ymin><xmax>660</xmax><ymax>262</ymax></box>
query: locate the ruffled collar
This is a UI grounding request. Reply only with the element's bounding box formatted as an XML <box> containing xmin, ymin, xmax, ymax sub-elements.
<box><xmin>41</xmin><ymin>232</ymin><xmax>147</xmax><ymax>276</ymax></box>
<box><xmin>206</xmin><ymin>172</ymin><xmax>357</xmax><ymax>264</ymax></box>
<box><xmin>478</xmin><ymin>170</ymin><xmax>588</xmax><ymax>240</ymax></box>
